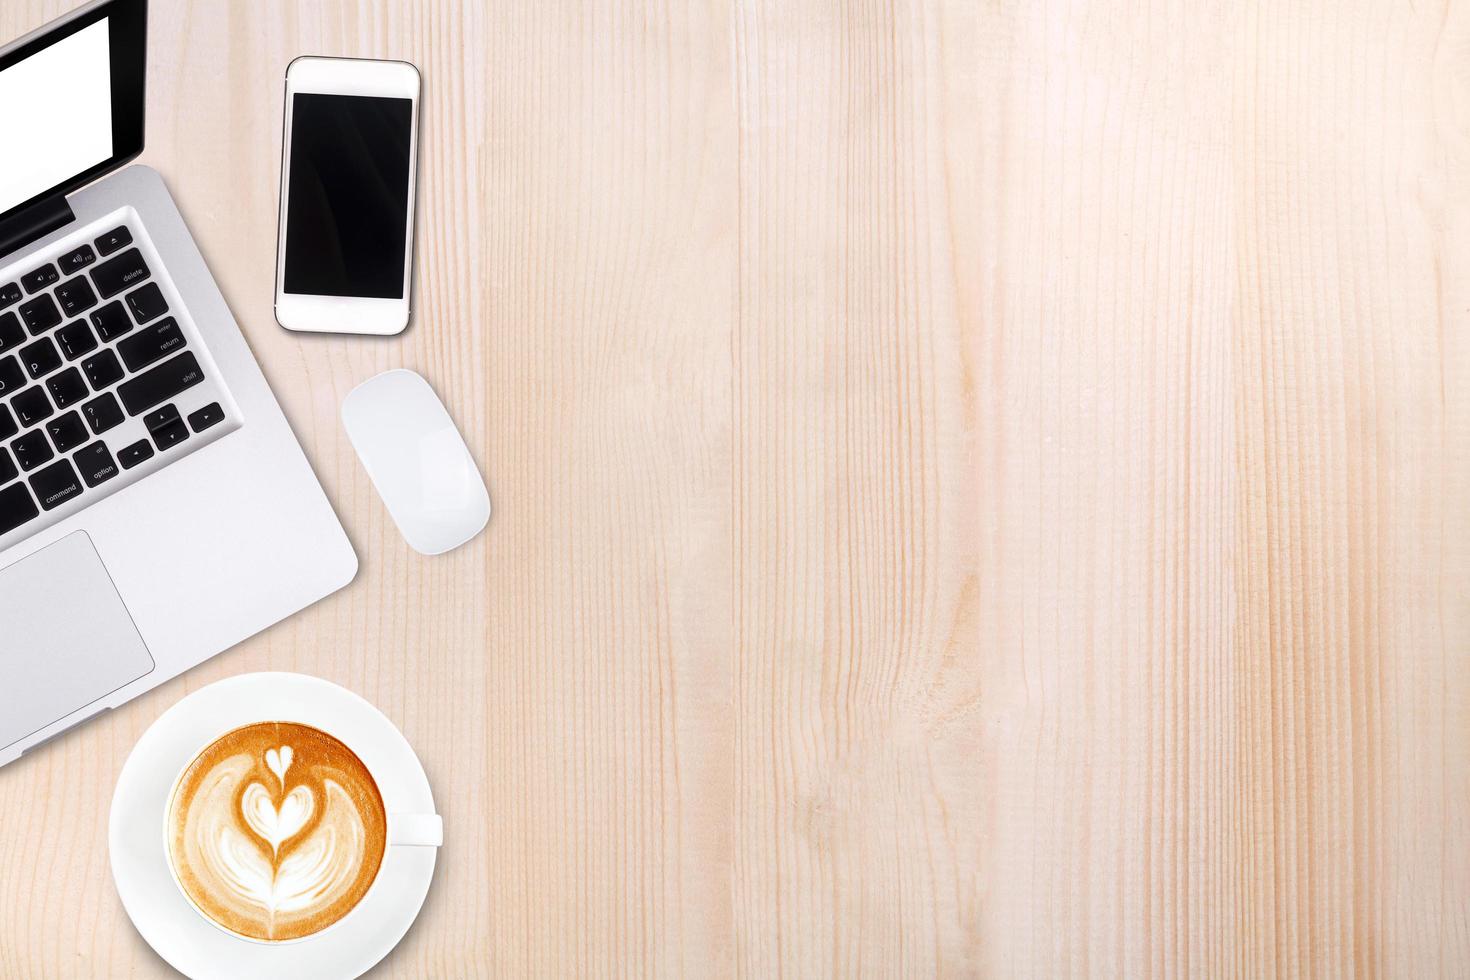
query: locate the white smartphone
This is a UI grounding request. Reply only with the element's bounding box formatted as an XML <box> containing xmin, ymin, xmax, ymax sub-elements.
<box><xmin>275</xmin><ymin>57</ymin><xmax>421</xmax><ymax>335</ymax></box>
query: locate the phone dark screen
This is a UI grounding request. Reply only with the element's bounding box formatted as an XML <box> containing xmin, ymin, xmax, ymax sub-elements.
<box><xmin>283</xmin><ymin>93</ymin><xmax>413</xmax><ymax>299</ymax></box>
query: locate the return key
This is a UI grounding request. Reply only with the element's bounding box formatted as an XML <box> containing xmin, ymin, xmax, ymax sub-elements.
<box><xmin>118</xmin><ymin>317</ymin><xmax>185</xmax><ymax>372</ymax></box>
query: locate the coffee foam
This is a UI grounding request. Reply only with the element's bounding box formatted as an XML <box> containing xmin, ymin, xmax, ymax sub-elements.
<box><xmin>166</xmin><ymin>722</ymin><xmax>387</xmax><ymax>942</ymax></box>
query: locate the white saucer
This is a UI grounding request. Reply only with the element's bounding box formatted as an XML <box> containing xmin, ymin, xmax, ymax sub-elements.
<box><xmin>110</xmin><ymin>673</ymin><xmax>440</xmax><ymax>980</ymax></box>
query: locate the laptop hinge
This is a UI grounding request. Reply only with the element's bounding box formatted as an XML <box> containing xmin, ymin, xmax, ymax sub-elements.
<box><xmin>0</xmin><ymin>194</ymin><xmax>76</xmax><ymax>262</ymax></box>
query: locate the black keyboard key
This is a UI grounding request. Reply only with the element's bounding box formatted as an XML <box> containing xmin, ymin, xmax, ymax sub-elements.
<box><xmin>55</xmin><ymin>277</ymin><xmax>97</xmax><ymax>317</ymax></box>
<box><xmin>46</xmin><ymin>368</ymin><xmax>87</xmax><ymax>409</ymax></box>
<box><xmin>151</xmin><ymin>417</ymin><xmax>189</xmax><ymax>450</ymax></box>
<box><xmin>89</xmin><ymin>300</ymin><xmax>133</xmax><ymax>341</ymax></box>
<box><xmin>19</xmin><ymin>337</ymin><xmax>61</xmax><ymax>379</ymax></box>
<box><xmin>0</xmin><ymin>406</ymin><xmax>15</xmax><ymax>442</ymax></box>
<box><xmin>143</xmin><ymin>403</ymin><xmax>181</xmax><ymax>432</ymax></box>
<box><xmin>187</xmin><ymin>402</ymin><xmax>225</xmax><ymax>433</ymax></box>
<box><xmin>19</xmin><ymin>294</ymin><xmax>61</xmax><ymax>335</ymax></box>
<box><xmin>0</xmin><ymin>482</ymin><xmax>37</xmax><ymax>534</ymax></box>
<box><xmin>0</xmin><ymin>282</ymin><xmax>20</xmax><ymax>309</ymax></box>
<box><xmin>28</xmin><ymin>458</ymin><xmax>81</xmax><ymax>511</ymax></box>
<box><xmin>12</xmin><ymin>429</ymin><xmax>52</xmax><ymax>471</ymax></box>
<box><xmin>119</xmin><ymin>317</ymin><xmax>185</xmax><ymax>371</ymax></box>
<box><xmin>21</xmin><ymin>263</ymin><xmax>58</xmax><ymax>294</ymax></box>
<box><xmin>119</xmin><ymin>352</ymin><xmax>203</xmax><ymax>415</ymax></box>
<box><xmin>117</xmin><ymin>439</ymin><xmax>153</xmax><ymax>469</ymax></box>
<box><xmin>82</xmin><ymin>348</ymin><xmax>124</xmax><ymax>390</ymax></box>
<box><xmin>58</xmin><ymin>244</ymin><xmax>96</xmax><ymax>275</ymax></box>
<box><xmin>126</xmin><ymin>282</ymin><xmax>168</xmax><ymax>323</ymax></box>
<box><xmin>91</xmin><ymin>248</ymin><xmax>150</xmax><ymax>299</ymax></box>
<box><xmin>95</xmin><ymin>225</ymin><xmax>132</xmax><ymax>256</ymax></box>
<box><xmin>81</xmin><ymin>392</ymin><xmax>123</xmax><ymax>435</ymax></box>
<box><xmin>0</xmin><ymin>356</ymin><xmax>24</xmax><ymax>397</ymax></box>
<box><xmin>145</xmin><ymin>404</ymin><xmax>187</xmax><ymax>451</ymax></box>
<box><xmin>74</xmin><ymin>441</ymin><xmax>119</xmax><ymax>488</ymax></box>
<box><xmin>45</xmin><ymin>410</ymin><xmax>87</xmax><ymax>452</ymax></box>
<box><xmin>55</xmin><ymin>320</ymin><xmax>97</xmax><ymax>360</ymax></box>
<box><xmin>0</xmin><ymin>312</ymin><xmax>23</xmax><ymax>353</ymax></box>
<box><xmin>0</xmin><ymin>448</ymin><xmax>14</xmax><ymax>486</ymax></box>
<box><xmin>11</xmin><ymin>388</ymin><xmax>51</xmax><ymax>428</ymax></box>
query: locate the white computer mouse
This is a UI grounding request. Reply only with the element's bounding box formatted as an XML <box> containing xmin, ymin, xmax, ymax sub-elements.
<box><xmin>341</xmin><ymin>369</ymin><xmax>491</xmax><ymax>555</ymax></box>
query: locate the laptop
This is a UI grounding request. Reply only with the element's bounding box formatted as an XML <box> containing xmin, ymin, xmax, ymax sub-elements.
<box><xmin>0</xmin><ymin>0</ymin><xmax>357</xmax><ymax>767</ymax></box>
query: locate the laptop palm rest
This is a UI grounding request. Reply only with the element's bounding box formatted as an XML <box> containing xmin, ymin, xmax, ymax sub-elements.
<box><xmin>0</xmin><ymin>531</ymin><xmax>154</xmax><ymax>755</ymax></box>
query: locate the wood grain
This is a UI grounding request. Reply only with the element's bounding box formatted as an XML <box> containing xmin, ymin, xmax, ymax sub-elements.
<box><xmin>968</xmin><ymin>0</ymin><xmax>1470</xmax><ymax>976</ymax></box>
<box><xmin>0</xmin><ymin>0</ymin><xmax>1466</xmax><ymax>977</ymax></box>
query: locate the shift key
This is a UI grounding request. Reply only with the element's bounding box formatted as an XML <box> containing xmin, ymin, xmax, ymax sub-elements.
<box><xmin>118</xmin><ymin>317</ymin><xmax>184</xmax><ymax>371</ymax></box>
<box><xmin>119</xmin><ymin>352</ymin><xmax>204</xmax><ymax>415</ymax></box>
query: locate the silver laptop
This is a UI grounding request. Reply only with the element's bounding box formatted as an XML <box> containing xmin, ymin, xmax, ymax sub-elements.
<box><xmin>0</xmin><ymin>0</ymin><xmax>356</xmax><ymax>767</ymax></box>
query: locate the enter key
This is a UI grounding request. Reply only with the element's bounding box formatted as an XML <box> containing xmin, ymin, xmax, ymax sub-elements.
<box><xmin>117</xmin><ymin>317</ymin><xmax>185</xmax><ymax>372</ymax></box>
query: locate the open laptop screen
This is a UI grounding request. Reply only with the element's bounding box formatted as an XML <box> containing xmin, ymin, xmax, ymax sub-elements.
<box><xmin>0</xmin><ymin>20</ymin><xmax>114</xmax><ymax>214</ymax></box>
<box><xmin>0</xmin><ymin>0</ymin><xmax>145</xmax><ymax>230</ymax></box>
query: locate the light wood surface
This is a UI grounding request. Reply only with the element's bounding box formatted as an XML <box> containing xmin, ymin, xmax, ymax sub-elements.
<box><xmin>0</xmin><ymin>1</ymin><xmax>1466</xmax><ymax>977</ymax></box>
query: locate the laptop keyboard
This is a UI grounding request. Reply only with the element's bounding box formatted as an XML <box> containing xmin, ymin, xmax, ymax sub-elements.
<box><xmin>0</xmin><ymin>215</ymin><xmax>239</xmax><ymax>551</ymax></box>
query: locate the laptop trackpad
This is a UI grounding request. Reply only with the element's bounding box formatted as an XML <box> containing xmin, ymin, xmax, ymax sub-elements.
<box><xmin>0</xmin><ymin>531</ymin><xmax>154</xmax><ymax>752</ymax></box>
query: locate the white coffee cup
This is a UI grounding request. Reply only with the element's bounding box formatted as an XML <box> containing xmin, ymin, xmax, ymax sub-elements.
<box><xmin>111</xmin><ymin>673</ymin><xmax>443</xmax><ymax>979</ymax></box>
<box><xmin>162</xmin><ymin>719</ymin><xmax>444</xmax><ymax>945</ymax></box>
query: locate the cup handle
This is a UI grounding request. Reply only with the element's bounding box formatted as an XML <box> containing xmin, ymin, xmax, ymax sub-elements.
<box><xmin>390</xmin><ymin>813</ymin><xmax>443</xmax><ymax>847</ymax></box>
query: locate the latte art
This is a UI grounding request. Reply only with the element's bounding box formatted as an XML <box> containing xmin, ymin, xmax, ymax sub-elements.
<box><xmin>166</xmin><ymin>722</ymin><xmax>387</xmax><ymax>942</ymax></box>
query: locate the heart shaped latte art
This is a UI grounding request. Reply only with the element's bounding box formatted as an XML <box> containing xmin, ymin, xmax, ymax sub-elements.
<box><xmin>265</xmin><ymin>745</ymin><xmax>293</xmax><ymax>786</ymax></box>
<box><xmin>167</xmin><ymin>722</ymin><xmax>387</xmax><ymax>942</ymax></box>
<box><xmin>241</xmin><ymin>782</ymin><xmax>314</xmax><ymax>854</ymax></box>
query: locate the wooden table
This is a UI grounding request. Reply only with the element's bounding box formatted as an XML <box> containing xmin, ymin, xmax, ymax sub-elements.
<box><xmin>2</xmin><ymin>1</ymin><xmax>1467</xmax><ymax>976</ymax></box>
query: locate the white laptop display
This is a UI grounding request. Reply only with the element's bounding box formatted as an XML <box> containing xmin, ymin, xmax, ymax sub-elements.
<box><xmin>0</xmin><ymin>0</ymin><xmax>357</xmax><ymax>767</ymax></box>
